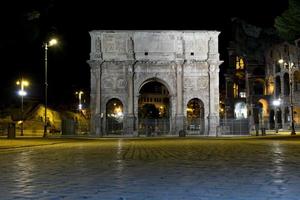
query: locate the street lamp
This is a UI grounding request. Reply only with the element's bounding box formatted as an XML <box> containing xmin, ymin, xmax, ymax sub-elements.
<box><xmin>75</xmin><ymin>91</ymin><xmax>84</xmax><ymax>111</ymax></box>
<box><xmin>43</xmin><ymin>38</ymin><xmax>58</xmax><ymax>137</ymax></box>
<box><xmin>278</xmin><ymin>59</ymin><xmax>296</xmax><ymax>135</ymax></box>
<box><xmin>272</xmin><ymin>98</ymin><xmax>281</xmax><ymax>133</ymax></box>
<box><xmin>16</xmin><ymin>78</ymin><xmax>29</xmax><ymax>136</ymax></box>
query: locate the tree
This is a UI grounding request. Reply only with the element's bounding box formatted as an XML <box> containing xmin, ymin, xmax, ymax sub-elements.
<box><xmin>275</xmin><ymin>0</ymin><xmax>300</xmax><ymax>42</ymax></box>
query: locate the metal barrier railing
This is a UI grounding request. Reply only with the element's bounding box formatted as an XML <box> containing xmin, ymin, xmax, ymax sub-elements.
<box><xmin>138</xmin><ymin>118</ymin><xmax>170</xmax><ymax>136</ymax></box>
<box><xmin>217</xmin><ymin>119</ymin><xmax>250</xmax><ymax>136</ymax></box>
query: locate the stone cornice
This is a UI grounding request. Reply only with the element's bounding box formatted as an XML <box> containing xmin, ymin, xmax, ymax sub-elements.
<box><xmin>102</xmin><ymin>60</ymin><xmax>136</xmax><ymax>66</ymax></box>
<box><xmin>206</xmin><ymin>59</ymin><xmax>223</xmax><ymax>66</ymax></box>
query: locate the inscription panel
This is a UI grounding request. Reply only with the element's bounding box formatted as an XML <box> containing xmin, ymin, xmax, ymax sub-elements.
<box><xmin>134</xmin><ymin>33</ymin><xmax>175</xmax><ymax>53</ymax></box>
<box><xmin>102</xmin><ymin>33</ymin><xmax>127</xmax><ymax>53</ymax></box>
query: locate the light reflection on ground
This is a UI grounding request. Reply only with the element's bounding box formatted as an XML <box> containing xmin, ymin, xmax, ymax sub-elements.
<box><xmin>1</xmin><ymin>138</ymin><xmax>300</xmax><ymax>200</ymax></box>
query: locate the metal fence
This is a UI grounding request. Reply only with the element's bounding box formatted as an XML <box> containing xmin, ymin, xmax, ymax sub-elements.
<box><xmin>184</xmin><ymin>118</ymin><xmax>205</xmax><ymax>135</ymax></box>
<box><xmin>106</xmin><ymin>118</ymin><xmax>123</xmax><ymax>135</ymax></box>
<box><xmin>217</xmin><ymin>119</ymin><xmax>250</xmax><ymax>136</ymax></box>
<box><xmin>0</xmin><ymin>118</ymin><xmax>89</xmax><ymax>137</ymax></box>
<box><xmin>0</xmin><ymin>122</ymin><xmax>8</xmax><ymax>136</ymax></box>
<box><xmin>138</xmin><ymin>118</ymin><xmax>170</xmax><ymax>136</ymax></box>
<box><xmin>61</xmin><ymin>119</ymin><xmax>90</xmax><ymax>135</ymax></box>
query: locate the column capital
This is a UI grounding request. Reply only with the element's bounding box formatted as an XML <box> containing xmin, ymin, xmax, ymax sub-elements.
<box><xmin>87</xmin><ymin>60</ymin><xmax>104</xmax><ymax>70</ymax></box>
<box><xmin>207</xmin><ymin>62</ymin><xmax>222</xmax><ymax>73</ymax></box>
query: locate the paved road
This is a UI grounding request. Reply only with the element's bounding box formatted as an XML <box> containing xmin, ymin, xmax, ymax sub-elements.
<box><xmin>1</xmin><ymin>138</ymin><xmax>300</xmax><ymax>200</ymax></box>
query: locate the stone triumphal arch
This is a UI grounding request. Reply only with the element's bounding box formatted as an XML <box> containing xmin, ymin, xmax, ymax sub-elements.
<box><xmin>88</xmin><ymin>31</ymin><xmax>222</xmax><ymax>136</ymax></box>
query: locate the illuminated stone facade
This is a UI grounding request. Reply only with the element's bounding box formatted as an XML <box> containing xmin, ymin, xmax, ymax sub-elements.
<box><xmin>265</xmin><ymin>42</ymin><xmax>300</xmax><ymax>129</ymax></box>
<box><xmin>224</xmin><ymin>19</ymin><xmax>300</xmax><ymax>133</ymax></box>
<box><xmin>88</xmin><ymin>30</ymin><xmax>222</xmax><ymax>136</ymax></box>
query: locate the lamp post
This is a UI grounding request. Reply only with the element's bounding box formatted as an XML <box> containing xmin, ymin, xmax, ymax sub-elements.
<box><xmin>43</xmin><ymin>38</ymin><xmax>58</xmax><ymax>138</ymax></box>
<box><xmin>16</xmin><ymin>78</ymin><xmax>29</xmax><ymax>136</ymax></box>
<box><xmin>278</xmin><ymin>59</ymin><xmax>296</xmax><ymax>135</ymax></box>
<box><xmin>272</xmin><ymin>98</ymin><xmax>281</xmax><ymax>133</ymax></box>
<box><xmin>75</xmin><ymin>91</ymin><xmax>84</xmax><ymax>111</ymax></box>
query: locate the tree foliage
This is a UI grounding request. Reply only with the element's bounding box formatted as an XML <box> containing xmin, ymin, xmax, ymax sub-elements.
<box><xmin>275</xmin><ymin>0</ymin><xmax>300</xmax><ymax>42</ymax></box>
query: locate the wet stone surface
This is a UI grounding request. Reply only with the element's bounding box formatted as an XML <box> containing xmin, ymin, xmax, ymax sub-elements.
<box><xmin>1</xmin><ymin>138</ymin><xmax>300</xmax><ymax>200</ymax></box>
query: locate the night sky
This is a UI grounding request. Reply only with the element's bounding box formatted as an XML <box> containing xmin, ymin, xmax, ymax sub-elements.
<box><xmin>0</xmin><ymin>0</ymin><xmax>288</xmax><ymax>108</ymax></box>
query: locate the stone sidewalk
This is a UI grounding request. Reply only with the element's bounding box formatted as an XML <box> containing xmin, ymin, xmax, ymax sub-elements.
<box><xmin>1</xmin><ymin>137</ymin><xmax>300</xmax><ymax>199</ymax></box>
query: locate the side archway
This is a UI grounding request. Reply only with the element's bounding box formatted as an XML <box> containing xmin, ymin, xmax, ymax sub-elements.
<box><xmin>106</xmin><ymin>98</ymin><xmax>124</xmax><ymax>134</ymax></box>
<box><xmin>275</xmin><ymin>76</ymin><xmax>281</xmax><ymax>97</ymax></box>
<box><xmin>294</xmin><ymin>71</ymin><xmax>300</xmax><ymax>91</ymax></box>
<box><xmin>269</xmin><ymin>109</ymin><xmax>275</xmax><ymax>129</ymax></box>
<box><xmin>186</xmin><ymin>98</ymin><xmax>205</xmax><ymax>134</ymax></box>
<box><xmin>283</xmin><ymin>73</ymin><xmax>290</xmax><ymax>96</ymax></box>
<box><xmin>253</xmin><ymin>79</ymin><xmax>265</xmax><ymax>95</ymax></box>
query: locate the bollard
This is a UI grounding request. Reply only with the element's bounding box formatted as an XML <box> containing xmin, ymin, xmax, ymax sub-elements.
<box><xmin>261</xmin><ymin>128</ymin><xmax>266</xmax><ymax>136</ymax></box>
<box><xmin>179</xmin><ymin>130</ymin><xmax>186</xmax><ymax>137</ymax></box>
<box><xmin>7</xmin><ymin>123</ymin><xmax>16</xmax><ymax>139</ymax></box>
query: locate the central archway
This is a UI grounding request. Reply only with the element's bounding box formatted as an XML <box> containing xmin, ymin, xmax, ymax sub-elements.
<box><xmin>186</xmin><ymin>98</ymin><xmax>205</xmax><ymax>134</ymax></box>
<box><xmin>138</xmin><ymin>80</ymin><xmax>170</xmax><ymax>136</ymax></box>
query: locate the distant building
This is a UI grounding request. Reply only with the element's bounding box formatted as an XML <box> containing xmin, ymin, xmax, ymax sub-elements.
<box><xmin>223</xmin><ymin>18</ymin><xmax>300</xmax><ymax>133</ymax></box>
<box><xmin>88</xmin><ymin>30</ymin><xmax>222</xmax><ymax>136</ymax></box>
<box><xmin>265</xmin><ymin>41</ymin><xmax>300</xmax><ymax>130</ymax></box>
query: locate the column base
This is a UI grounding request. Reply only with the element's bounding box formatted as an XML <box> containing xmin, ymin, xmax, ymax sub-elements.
<box><xmin>124</xmin><ymin>114</ymin><xmax>135</xmax><ymax>135</ymax></box>
<box><xmin>208</xmin><ymin>114</ymin><xmax>219</xmax><ymax>136</ymax></box>
<box><xmin>92</xmin><ymin>114</ymin><xmax>103</xmax><ymax>136</ymax></box>
<box><xmin>175</xmin><ymin>114</ymin><xmax>185</xmax><ymax>135</ymax></box>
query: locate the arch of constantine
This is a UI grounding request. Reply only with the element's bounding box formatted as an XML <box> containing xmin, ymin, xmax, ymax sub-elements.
<box><xmin>88</xmin><ymin>30</ymin><xmax>222</xmax><ymax>136</ymax></box>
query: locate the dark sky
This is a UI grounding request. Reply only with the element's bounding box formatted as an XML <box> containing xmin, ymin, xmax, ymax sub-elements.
<box><xmin>0</xmin><ymin>0</ymin><xmax>289</xmax><ymax>107</ymax></box>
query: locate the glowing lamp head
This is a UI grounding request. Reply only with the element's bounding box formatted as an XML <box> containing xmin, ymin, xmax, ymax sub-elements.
<box><xmin>22</xmin><ymin>81</ymin><xmax>29</xmax><ymax>86</ymax></box>
<box><xmin>16</xmin><ymin>80</ymin><xmax>29</xmax><ymax>87</ymax></box>
<box><xmin>273</xmin><ymin>99</ymin><xmax>281</xmax><ymax>106</ymax></box>
<box><xmin>18</xmin><ymin>90</ymin><xmax>27</xmax><ymax>96</ymax></box>
<box><xmin>278</xmin><ymin>59</ymin><xmax>284</xmax><ymax>64</ymax></box>
<box><xmin>49</xmin><ymin>38</ymin><xmax>58</xmax><ymax>46</ymax></box>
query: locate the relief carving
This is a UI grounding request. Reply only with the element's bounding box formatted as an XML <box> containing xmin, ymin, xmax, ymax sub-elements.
<box><xmin>103</xmin><ymin>35</ymin><xmax>115</xmax><ymax>52</ymax></box>
<box><xmin>117</xmin><ymin>78</ymin><xmax>127</xmax><ymax>88</ymax></box>
<box><xmin>197</xmin><ymin>77</ymin><xmax>208</xmax><ymax>89</ymax></box>
<box><xmin>102</xmin><ymin>76</ymin><xmax>127</xmax><ymax>90</ymax></box>
<box><xmin>103</xmin><ymin>77</ymin><xmax>114</xmax><ymax>88</ymax></box>
<box><xmin>95</xmin><ymin>37</ymin><xmax>101</xmax><ymax>52</ymax></box>
<box><xmin>184</xmin><ymin>77</ymin><xmax>199</xmax><ymax>91</ymax></box>
<box><xmin>103</xmin><ymin>34</ymin><xmax>126</xmax><ymax>52</ymax></box>
<box><xmin>184</xmin><ymin>77</ymin><xmax>193</xmax><ymax>88</ymax></box>
<box><xmin>208</xmin><ymin>37</ymin><xmax>217</xmax><ymax>53</ymax></box>
<box><xmin>128</xmin><ymin>37</ymin><xmax>134</xmax><ymax>53</ymax></box>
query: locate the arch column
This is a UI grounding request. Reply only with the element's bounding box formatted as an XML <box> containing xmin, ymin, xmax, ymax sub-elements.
<box><xmin>175</xmin><ymin>61</ymin><xmax>184</xmax><ymax>134</ymax></box>
<box><xmin>281</xmin><ymin>74</ymin><xmax>284</xmax><ymax>97</ymax></box>
<box><xmin>278</xmin><ymin>107</ymin><xmax>283</xmax><ymax>129</ymax></box>
<box><xmin>124</xmin><ymin>62</ymin><xmax>136</xmax><ymax>135</ymax></box>
<box><xmin>87</xmin><ymin>60</ymin><xmax>104</xmax><ymax>136</ymax></box>
<box><xmin>281</xmin><ymin>105</ymin><xmax>288</xmax><ymax>129</ymax></box>
<box><xmin>207</xmin><ymin>62</ymin><xmax>220</xmax><ymax>136</ymax></box>
<box><xmin>207</xmin><ymin>36</ymin><xmax>221</xmax><ymax>136</ymax></box>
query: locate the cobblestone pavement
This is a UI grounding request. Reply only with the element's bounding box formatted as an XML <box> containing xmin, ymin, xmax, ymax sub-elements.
<box><xmin>1</xmin><ymin>137</ymin><xmax>300</xmax><ymax>200</ymax></box>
